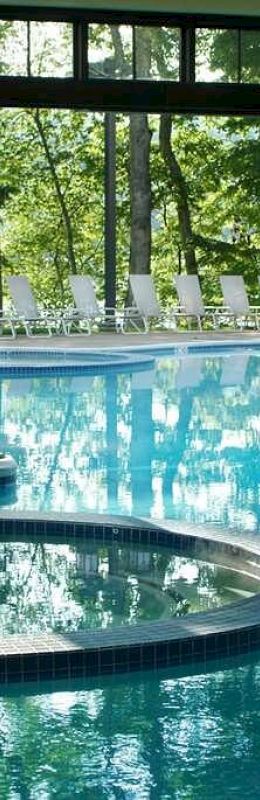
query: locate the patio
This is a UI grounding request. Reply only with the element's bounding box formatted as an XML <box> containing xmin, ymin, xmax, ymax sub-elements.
<box><xmin>0</xmin><ymin>329</ymin><xmax>259</xmax><ymax>350</ymax></box>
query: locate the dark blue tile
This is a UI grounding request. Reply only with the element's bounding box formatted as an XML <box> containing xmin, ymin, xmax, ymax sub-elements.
<box><xmin>215</xmin><ymin>632</ymin><xmax>228</xmax><ymax>656</ymax></box>
<box><xmin>149</xmin><ymin>529</ymin><xmax>158</xmax><ymax>545</ymax></box>
<box><xmin>115</xmin><ymin>647</ymin><xmax>128</xmax><ymax>667</ymax></box>
<box><xmin>157</xmin><ymin>530</ymin><xmax>166</xmax><ymax>546</ymax></box>
<box><xmin>128</xmin><ymin>646</ymin><xmax>141</xmax><ymax>666</ymax></box>
<box><xmin>131</xmin><ymin>529</ymin><xmax>140</xmax><ymax>544</ymax></box>
<box><xmin>35</xmin><ymin>521</ymin><xmax>46</xmax><ymax>535</ymax></box>
<box><xmin>14</xmin><ymin>519</ymin><xmax>25</xmax><ymax>535</ymax></box>
<box><xmin>3</xmin><ymin>520</ymin><xmax>14</xmax><ymax>535</ymax></box>
<box><xmin>6</xmin><ymin>672</ymin><xmax>22</xmax><ymax>684</ymax></box>
<box><xmin>83</xmin><ymin>525</ymin><xmax>93</xmax><ymax>540</ymax></box>
<box><xmin>6</xmin><ymin>656</ymin><xmax>22</xmax><ymax>675</ymax></box>
<box><xmin>239</xmin><ymin>630</ymin><xmax>249</xmax><ymax>652</ymax></box>
<box><xmin>0</xmin><ymin>657</ymin><xmax>6</xmax><ymax>683</ymax></box>
<box><xmin>24</xmin><ymin>671</ymin><xmax>38</xmax><ymax>682</ymax></box>
<box><xmin>84</xmin><ymin>650</ymin><xmax>99</xmax><ymax>673</ymax></box>
<box><xmin>181</xmin><ymin>639</ymin><xmax>193</xmax><ymax>661</ymax></box>
<box><xmin>228</xmin><ymin>631</ymin><xmax>239</xmax><ymax>653</ymax></box>
<box><xmin>168</xmin><ymin>640</ymin><xmax>180</xmax><ymax>664</ymax></box>
<box><xmin>23</xmin><ymin>655</ymin><xmax>38</xmax><ymax>673</ymax></box>
<box><xmin>248</xmin><ymin>627</ymin><xmax>260</xmax><ymax>646</ymax></box>
<box><xmin>54</xmin><ymin>652</ymin><xmax>68</xmax><ymax>671</ymax></box>
<box><xmin>142</xmin><ymin>644</ymin><xmax>155</xmax><ymax>666</ymax></box>
<box><xmin>95</xmin><ymin>527</ymin><xmax>104</xmax><ymax>540</ymax></box>
<box><xmin>100</xmin><ymin>649</ymin><xmax>113</xmax><ymax>669</ymax></box>
<box><xmin>65</xmin><ymin>522</ymin><xmax>75</xmax><ymax>537</ymax></box>
<box><xmin>128</xmin><ymin>660</ymin><xmax>142</xmax><ymax>672</ymax></box>
<box><xmin>205</xmin><ymin>635</ymin><xmax>216</xmax><ymax>656</ymax></box>
<box><xmin>74</xmin><ymin>523</ymin><xmax>84</xmax><ymax>538</ymax></box>
<box><xmin>69</xmin><ymin>651</ymin><xmax>84</xmax><ymax>669</ymax></box>
<box><xmin>156</xmin><ymin>642</ymin><xmax>168</xmax><ymax>665</ymax></box>
<box><xmin>39</xmin><ymin>653</ymin><xmax>54</xmax><ymax>676</ymax></box>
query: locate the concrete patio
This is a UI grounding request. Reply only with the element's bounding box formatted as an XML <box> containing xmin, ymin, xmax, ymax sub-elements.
<box><xmin>0</xmin><ymin>330</ymin><xmax>259</xmax><ymax>350</ymax></box>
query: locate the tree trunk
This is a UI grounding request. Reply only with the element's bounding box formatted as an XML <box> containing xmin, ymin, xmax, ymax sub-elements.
<box><xmin>109</xmin><ymin>25</ymin><xmax>152</xmax><ymax>287</ymax></box>
<box><xmin>159</xmin><ymin>113</ymin><xmax>198</xmax><ymax>275</ymax></box>
<box><xmin>129</xmin><ymin>112</ymin><xmax>152</xmax><ymax>276</ymax></box>
<box><xmin>33</xmin><ymin>110</ymin><xmax>77</xmax><ymax>275</ymax></box>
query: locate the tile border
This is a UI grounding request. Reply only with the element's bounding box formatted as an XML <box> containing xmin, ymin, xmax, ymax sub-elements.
<box><xmin>0</xmin><ymin>512</ymin><xmax>260</xmax><ymax>684</ymax></box>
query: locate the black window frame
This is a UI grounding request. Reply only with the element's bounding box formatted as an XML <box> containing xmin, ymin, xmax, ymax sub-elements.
<box><xmin>0</xmin><ymin>5</ymin><xmax>258</xmax><ymax>114</ymax></box>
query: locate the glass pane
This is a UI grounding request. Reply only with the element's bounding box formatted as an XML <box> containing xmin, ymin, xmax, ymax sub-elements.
<box><xmin>196</xmin><ymin>28</ymin><xmax>239</xmax><ymax>82</ymax></box>
<box><xmin>29</xmin><ymin>22</ymin><xmax>73</xmax><ymax>77</ymax></box>
<box><xmin>0</xmin><ymin>20</ymin><xmax>27</xmax><ymax>76</ymax></box>
<box><xmin>241</xmin><ymin>30</ymin><xmax>260</xmax><ymax>83</ymax></box>
<box><xmin>135</xmin><ymin>27</ymin><xmax>180</xmax><ymax>80</ymax></box>
<box><xmin>88</xmin><ymin>24</ymin><xmax>132</xmax><ymax>79</ymax></box>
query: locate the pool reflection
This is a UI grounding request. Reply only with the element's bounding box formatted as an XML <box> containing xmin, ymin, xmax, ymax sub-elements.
<box><xmin>0</xmin><ymin>349</ymin><xmax>258</xmax><ymax>531</ymax></box>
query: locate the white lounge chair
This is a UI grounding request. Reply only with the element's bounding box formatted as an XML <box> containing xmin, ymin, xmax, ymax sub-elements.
<box><xmin>174</xmin><ymin>275</ymin><xmax>218</xmax><ymax>330</ymax></box>
<box><xmin>6</xmin><ymin>276</ymin><xmax>61</xmax><ymax>337</ymax></box>
<box><xmin>220</xmin><ymin>276</ymin><xmax>259</xmax><ymax>329</ymax></box>
<box><xmin>122</xmin><ymin>274</ymin><xmax>177</xmax><ymax>333</ymax></box>
<box><xmin>62</xmin><ymin>275</ymin><xmax>118</xmax><ymax>335</ymax></box>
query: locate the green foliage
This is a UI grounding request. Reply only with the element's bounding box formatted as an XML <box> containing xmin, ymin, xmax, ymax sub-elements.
<box><xmin>0</xmin><ymin>25</ymin><xmax>259</xmax><ymax>310</ymax></box>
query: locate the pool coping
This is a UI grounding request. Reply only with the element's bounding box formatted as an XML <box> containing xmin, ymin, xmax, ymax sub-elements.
<box><xmin>0</xmin><ymin>511</ymin><xmax>260</xmax><ymax>684</ymax></box>
<box><xmin>0</xmin><ymin>333</ymin><xmax>260</xmax><ymax>354</ymax></box>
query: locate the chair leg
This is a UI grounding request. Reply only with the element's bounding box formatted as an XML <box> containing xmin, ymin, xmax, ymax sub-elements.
<box><xmin>24</xmin><ymin>319</ymin><xmax>54</xmax><ymax>337</ymax></box>
<box><xmin>121</xmin><ymin>315</ymin><xmax>148</xmax><ymax>334</ymax></box>
<box><xmin>62</xmin><ymin>318</ymin><xmax>92</xmax><ymax>336</ymax></box>
<box><xmin>0</xmin><ymin>319</ymin><xmax>17</xmax><ymax>339</ymax></box>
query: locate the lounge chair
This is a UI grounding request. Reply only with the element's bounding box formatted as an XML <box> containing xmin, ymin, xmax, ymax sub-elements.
<box><xmin>62</xmin><ymin>275</ymin><xmax>118</xmax><ymax>335</ymax></box>
<box><xmin>6</xmin><ymin>276</ymin><xmax>61</xmax><ymax>337</ymax></box>
<box><xmin>220</xmin><ymin>276</ymin><xmax>259</xmax><ymax>329</ymax></box>
<box><xmin>122</xmin><ymin>274</ymin><xmax>177</xmax><ymax>333</ymax></box>
<box><xmin>174</xmin><ymin>275</ymin><xmax>218</xmax><ymax>330</ymax></box>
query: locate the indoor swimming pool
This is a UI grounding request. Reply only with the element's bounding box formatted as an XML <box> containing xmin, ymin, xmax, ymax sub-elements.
<box><xmin>0</xmin><ymin>344</ymin><xmax>259</xmax><ymax>534</ymax></box>
<box><xmin>0</xmin><ymin>341</ymin><xmax>259</xmax><ymax>800</ymax></box>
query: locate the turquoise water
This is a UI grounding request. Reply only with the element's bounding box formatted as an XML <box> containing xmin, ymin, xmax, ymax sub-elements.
<box><xmin>0</xmin><ymin>346</ymin><xmax>259</xmax><ymax>532</ymax></box>
<box><xmin>0</xmin><ymin>651</ymin><xmax>260</xmax><ymax>799</ymax></box>
<box><xmin>0</xmin><ymin>538</ymin><xmax>257</xmax><ymax>634</ymax></box>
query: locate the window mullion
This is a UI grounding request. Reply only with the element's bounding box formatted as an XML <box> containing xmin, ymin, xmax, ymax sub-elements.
<box><xmin>73</xmin><ymin>21</ymin><xmax>87</xmax><ymax>80</ymax></box>
<box><xmin>181</xmin><ymin>26</ymin><xmax>195</xmax><ymax>83</ymax></box>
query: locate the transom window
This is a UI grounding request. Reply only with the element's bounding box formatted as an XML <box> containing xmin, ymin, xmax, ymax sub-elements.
<box><xmin>0</xmin><ymin>16</ymin><xmax>259</xmax><ymax>85</ymax></box>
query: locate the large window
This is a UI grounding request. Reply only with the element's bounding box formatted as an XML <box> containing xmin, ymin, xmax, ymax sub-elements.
<box><xmin>0</xmin><ymin>14</ymin><xmax>259</xmax><ymax>86</ymax></box>
<box><xmin>196</xmin><ymin>27</ymin><xmax>260</xmax><ymax>83</ymax></box>
<box><xmin>0</xmin><ymin>20</ymin><xmax>73</xmax><ymax>77</ymax></box>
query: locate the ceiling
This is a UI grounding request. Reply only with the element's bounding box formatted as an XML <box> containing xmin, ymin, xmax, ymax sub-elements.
<box><xmin>0</xmin><ymin>0</ymin><xmax>259</xmax><ymax>16</ymax></box>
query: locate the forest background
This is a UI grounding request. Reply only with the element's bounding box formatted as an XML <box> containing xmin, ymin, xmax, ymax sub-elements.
<box><xmin>0</xmin><ymin>19</ymin><xmax>259</xmax><ymax>311</ymax></box>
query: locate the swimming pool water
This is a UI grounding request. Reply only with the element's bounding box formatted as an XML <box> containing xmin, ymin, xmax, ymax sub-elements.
<box><xmin>0</xmin><ymin>537</ymin><xmax>257</xmax><ymax>635</ymax></box>
<box><xmin>0</xmin><ymin>346</ymin><xmax>259</xmax><ymax>532</ymax></box>
<box><xmin>0</xmin><ymin>650</ymin><xmax>260</xmax><ymax>799</ymax></box>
